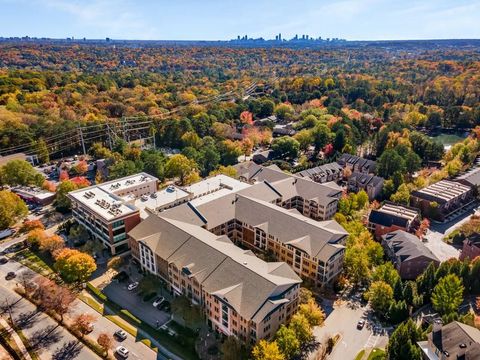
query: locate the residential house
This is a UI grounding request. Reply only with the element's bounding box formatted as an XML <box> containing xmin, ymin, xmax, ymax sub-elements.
<box><xmin>460</xmin><ymin>233</ymin><xmax>480</xmax><ymax>261</ymax></box>
<box><xmin>337</xmin><ymin>154</ymin><xmax>376</xmax><ymax>174</ymax></box>
<box><xmin>296</xmin><ymin>162</ymin><xmax>344</xmax><ymax>183</ymax></box>
<box><xmin>347</xmin><ymin>172</ymin><xmax>384</xmax><ymax>200</ymax></box>
<box><xmin>368</xmin><ymin>202</ymin><xmax>420</xmax><ymax>240</ymax></box>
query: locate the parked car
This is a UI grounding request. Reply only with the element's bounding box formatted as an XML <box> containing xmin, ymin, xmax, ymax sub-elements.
<box><xmin>113</xmin><ymin>271</ymin><xmax>128</xmax><ymax>282</ymax></box>
<box><xmin>115</xmin><ymin>346</ymin><xmax>129</xmax><ymax>358</ymax></box>
<box><xmin>357</xmin><ymin>320</ymin><xmax>365</xmax><ymax>330</ymax></box>
<box><xmin>5</xmin><ymin>272</ymin><xmax>16</xmax><ymax>280</ymax></box>
<box><xmin>158</xmin><ymin>300</ymin><xmax>171</xmax><ymax>312</ymax></box>
<box><xmin>114</xmin><ymin>329</ymin><xmax>128</xmax><ymax>341</ymax></box>
<box><xmin>0</xmin><ymin>257</ymin><xmax>8</xmax><ymax>264</ymax></box>
<box><xmin>127</xmin><ymin>282</ymin><xmax>139</xmax><ymax>291</ymax></box>
<box><xmin>152</xmin><ymin>296</ymin><xmax>165</xmax><ymax>307</ymax></box>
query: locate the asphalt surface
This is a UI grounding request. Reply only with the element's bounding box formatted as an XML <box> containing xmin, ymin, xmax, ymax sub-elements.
<box><xmin>0</xmin><ymin>255</ymin><xmax>164</xmax><ymax>360</ymax></box>
<box><xmin>310</xmin><ymin>299</ymin><xmax>388</xmax><ymax>360</ymax></box>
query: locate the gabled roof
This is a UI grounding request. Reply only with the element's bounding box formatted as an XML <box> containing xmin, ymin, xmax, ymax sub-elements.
<box><xmin>428</xmin><ymin>321</ymin><xmax>480</xmax><ymax>359</ymax></box>
<box><xmin>382</xmin><ymin>230</ymin><xmax>439</xmax><ymax>263</ymax></box>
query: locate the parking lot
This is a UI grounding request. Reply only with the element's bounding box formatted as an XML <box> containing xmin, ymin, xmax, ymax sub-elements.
<box><xmin>101</xmin><ymin>275</ymin><xmax>171</xmax><ymax>330</ymax></box>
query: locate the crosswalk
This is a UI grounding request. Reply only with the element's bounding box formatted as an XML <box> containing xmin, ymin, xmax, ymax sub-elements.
<box><xmin>364</xmin><ymin>332</ymin><xmax>379</xmax><ymax>348</ymax></box>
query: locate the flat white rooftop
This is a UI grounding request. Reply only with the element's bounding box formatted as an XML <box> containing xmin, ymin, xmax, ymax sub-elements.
<box><xmin>11</xmin><ymin>186</ymin><xmax>56</xmax><ymax>200</ymax></box>
<box><xmin>378</xmin><ymin>203</ymin><xmax>419</xmax><ymax>222</ymax></box>
<box><xmin>184</xmin><ymin>175</ymin><xmax>251</xmax><ymax>206</ymax></box>
<box><xmin>129</xmin><ymin>186</ymin><xmax>191</xmax><ymax>219</ymax></box>
<box><xmin>98</xmin><ymin>172</ymin><xmax>157</xmax><ymax>195</ymax></box>
<box><xmin>70</xmin><ymin>187</ymin><xmax>137</xmax><ymax>221</ymax></box>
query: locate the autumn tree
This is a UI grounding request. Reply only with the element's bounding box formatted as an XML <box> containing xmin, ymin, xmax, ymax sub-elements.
<box><xmin>297</xmin><ymin>299</ymin><xmax>325</xmax><ymax>327</ymax></box>
<box><xmin>33</xmin><ymin>279</ymin><xmax>75</xmax><ymax>323</ymax></box>
<box><xmin>288</xmin><ymin>313</ymin><xmax>313</xmax><ymax>343</ymax></box>
<box><xmin>0</xmin><ymin>190</ymin><xmax>28</xmax><ymax>229</ymax></box>
<box><xmin>209</xmin><ymin>165</ymin><xmax>237</xmax><ymax>178</ymax></box>
<box><xmin>39</xmin><ymin>234</ymin><xmax>65</xmax><ymax>255</ymax></box>
<box><xmin>107</xmin><ymin>256</ymin><xmax>123</xmax><ymax>270</ymax></box>
<box><xmin>54</xmin><ymin>248</ymin><xmax>97</xmax><ymax>283</ymax></box>
<box><xmin>252</xmin><ymin>340</ymin><xmax>284</xmax><ymax>360</ymax></box>
<box><xmin>299</xmin><ymin>287</ymin><xmax>314</xmax><ymax>305</ymax></box>
<box><xmin>73</xmin><ymin>160</ymin><xmax>88</xmax><ymax>175</ymax></box>
<box><xmin>390</xmin><ymin>183</ymin><xmax>411</xmax><ymax>205</ymax></box>
<box><xmin>26</xmin><ymin>229</ymin><xmax>48</xmax><ymax>249</ymax></box>
<box><xmin>97</xmin><ymin>333</ymin><xmax>113</xmax><ymax>357</ymax></box>
<box><xmin>431</xmin><ymin>274</ymin><xmax>464</xmax><ymax>316</ymax></box>
<box><xmin>416</xmin><ymin>218</ymin><xmax>430</xmax><ymax>239</ymax></box>
<box><xmin>72</xmin><ymin>313</ymin><xmax>96</xmax><ymax>338</ymax></box>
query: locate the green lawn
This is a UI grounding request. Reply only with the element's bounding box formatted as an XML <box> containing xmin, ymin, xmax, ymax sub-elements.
<box><xmin>11</xmin><ymin>249</ymin><xmax>55</xmax><ymax>276</ymax></box>
<box><xmin>355</xmin><ymin>349</ymin><xmax>366</xmax><ymax>360</ymax></box>
<box><xmin>368</xmin><ymin>348</ymin><xmax>386</xmax><ymax>360</ymax></box>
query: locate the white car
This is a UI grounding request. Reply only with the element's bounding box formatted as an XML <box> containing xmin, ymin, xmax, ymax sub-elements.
<box><xmin>114</xmin><ymin>329</ymin><xmax>128</xmax><ymax>340</ymax></box>
<box><xmin>152</xmin><ymin>296</ymin><xmax>165</xmax><ymax>307</ymax></box>
<box><xmin>116</xmin><ymin>346</ymin><xmax>129</xmax><ymax>358</ymax></box>
<box><xmin>127</xmin><ymin>282</ymin><xmax>139</xmax><ymax>291</ymax></box>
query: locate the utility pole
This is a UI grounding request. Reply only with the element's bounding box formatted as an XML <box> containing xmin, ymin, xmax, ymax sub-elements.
<box><xmin>78</xmin><ymin>126</ymin><xmax>86</xmax><ymax>155</ymax></box>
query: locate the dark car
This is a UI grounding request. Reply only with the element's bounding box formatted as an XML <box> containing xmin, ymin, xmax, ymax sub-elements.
<box><xmin>5</xmin><ymin>272</ymin><xmax>16</xmax><ymax>280</ymax></box>
<box><xmin>113</xmin><ymin>271</ymin><xmax>128</xmax><ymax>282</ymax></box>
<box><xmin>158</xmin><ymin>301</ymin><xmax>171</xmax><ymax>312</ymax></box>
<box><xmin>0</xmin><ymin>257</ymin><xmax>8</xmax><ymax>264</ymax></box>
<box><xmin>357</xmin><ymin>320</ymin><xmax>365</xmax><ymax>330</ymax></box>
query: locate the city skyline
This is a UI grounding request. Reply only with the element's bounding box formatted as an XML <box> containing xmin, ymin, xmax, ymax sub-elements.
<box><xmin>1</xmin><ymin>0</ymin><xmax>480</xmax><ymax>41</ymax></box>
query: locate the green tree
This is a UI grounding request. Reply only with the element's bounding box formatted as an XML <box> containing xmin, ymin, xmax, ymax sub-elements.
<box><xmin>108</xmin><ymin>160</ymin><xmax>140</xmax><ymax>180</ymax></box>
<box><xmin>138</xmin><ymin>274</ymin><xmax>161</xmax><ymax>295</ymax></box>
<box><xmin>275</xmin><ymin>325</ymin><xmax>300</xmax><ymax>358</ymax></box>
<box><xmin>311</xmin><ymin>123</ymin><xmax>332</xmax><ymax>150</ymax></box>
<box><xmin>209</xmin><ymin>165</ymin><xmax>237</xmax><ymax>178</ymax></box>
<box><xmin>165</xmin><ymin>154</ymin><xmax>198</xmax><ymax>185</ymax></box>
<box><xmin>387</xmin><ymin>319</ymin><xmax>423</xmax><ymax>360</ymax></box>
<box><xmin>37</xmin><ymin>138</ymin><xmax>50</xmax><ymax>164</ymax></box>
<box><xmin>293</xmin><ymin>129</ymin><xmax>313</xmax><ymax>151</ymax></box>
<box><xmin>405</xmin><ymin>151</ymin><xmax>422</xmax><ymax>173</ymax></box>
<box><xmin>388</xmin><ymin>300</ymin><xmax>408</xmax><ymax>324</ymax></box>
<box><xmin>390</xmin><ymin>183</ymin><xmax>411</xmax><ymax>205</ymax></box>
<box><xmin>289</xmin><ymin>313</ymin><xmax>313</xmax><ymax>343</ymax></box>
<box><xmin>220</xmin><ymin>336</ymin><xmax>245</xmax><ymax>360</ymax></box>
<box><xmin>372</xmin><ymin>262</ymin><xmax>401</xmax><ymax>288</ymax></box>
<box><xmin>367</xmin><ymin>281</ymin><xmax>394</xmax><ymax>316</ymax></box>
<box><xmin>271</xmin><ymin>137</ymin><xmax>300</xmax><ymax>159</ymax></box>
<box><xmin>0</xmin><ymin>160</ymin><xmax>44</xmax><ymax>186</ymax></box>
<box><xmin>141</xmin><ymin>150</ymin><xmax>166</xmax><ymax>181</ymax></box>
<box><xmin>298</xmin><ymin>299</ymin><xmax>325</xmax><ymax>327</ymax></box>
<box><xmin>252</xmin><ymin>340</ymin><xmax>284</xmax><ymax>360</ymax></box>
<box><xmin>431</xmin><ymin>274</ymin><xmax>464</xmax><ymax>316</ymax></box>
<box><xmin>0</xmin><ymin>190</ymin><xmax>28</xmax><ymax>229</ymax></box>
<box><xmin>55</xmin><ymin>180</ymin><xmax>78</xmax><ymax>211</ymax></box>
<box><xmin>356</xmin><ymin>190</ymin><xmax>369</xmax><ymax>209</ymax></box>
<box><xmin>377</xmin><ymin>149</ymin><xmax>406</xmax><ymax>179</ymax></box>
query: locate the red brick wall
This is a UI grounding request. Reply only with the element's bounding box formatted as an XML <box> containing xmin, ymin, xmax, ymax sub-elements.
<box><xmin>374</xmin><ymin>224</ymin><xmax>406</xmax><ymax>241</ymax></box>
<box><xmin>460</xmin><ymin>241</ymin><xmax>480</xmax><ymax>261</ymax></box>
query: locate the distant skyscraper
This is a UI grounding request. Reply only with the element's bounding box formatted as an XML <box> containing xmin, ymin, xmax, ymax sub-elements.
<box><xmin>278</xmin><ymin>33</ymin><xmax>282</xmax><ymax>41</ymax></box>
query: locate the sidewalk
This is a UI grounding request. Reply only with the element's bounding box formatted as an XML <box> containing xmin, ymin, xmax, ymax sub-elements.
<box><xmin>0</xmin><ymin>317</ymin><xmax>32</xmax><ymax>360</ymax></box>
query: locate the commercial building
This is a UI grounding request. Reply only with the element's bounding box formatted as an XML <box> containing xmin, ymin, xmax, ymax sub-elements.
<box><xmin>235</xmin><ymin>162</ymin><xmax>342</xmax><ymax>221</ymax></box>
<box><xmin>68</xmin><ymin>173</ymin><xmax>159</xmax><ymax>255</ymax></box>
<box><xmin>11</xmin><ymin>186</ymin><xmax>56</xmax><ymax>205</ymax></box>
<box><xmin>382</xmin><ymin>230</ymin><xmax>439</xmax><ymax>280</ymax></box>
<box><xmin>128</xmin><ymin>215</ymin><xmax>301</xmax><ymax>343</ymax></box>
<box><xmin>368</xmin><ymin>202</ymin><xmax>420</xmax><ymax>240</ymax></box>
<box><xmin>418</xmin><ymin>320</ymin><xmax>480</xmax><ymax>359</ymax></box>
<box><xmin>410</xmin><ymin>180</ymin><xmax>473</xmax><ymax>221</ymax></box>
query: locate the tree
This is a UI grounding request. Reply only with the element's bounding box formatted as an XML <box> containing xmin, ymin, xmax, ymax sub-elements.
<box><xmin>54</xmin><ymin>248</ymin><xmax>97</xmax><ymax>283</ymax></box>
<box><xmin>73</xmin><ymin>313</ymin><xmax>96</xmax><ymax>338</ymax></box>
<box><xmin>288</xmin><ymin>313</ymin><xmax>313</xmax><ymax>343</ymax></box>
<box><xmin>0</xmin><ymin>190</ymin><xmax>28</xmax><ymax>229</ymax></box>
<box><xmin>220</xmin><ymin>336</ymin><xmax>245</xmax><ymax>360</ymax></box>
<box><xmin>141</xmin><ymin>150</ymin><xmax>166</xmax><ymax>181</ymax></box>
<box><xmin>387</xmin><ymin>319</ymin><xmax>423</xmax><ymax>360</ymax></box>
<box><xmin>107</xmin><ymin>256</ymin><xmax>123</xmax><ymax>270</ymax></box>
<box><xmin>299</xmin><ymin>287</ymin><xmax>314</xmax><ymax>305</ymax></box>
<box><xmin>34</xmin><ymin>279</ymin><xmax>75</xmax><ymax>323</ymax></box>
<box><xmin>356</xmin><ymin>190</ymin><xmax>369</xmax><ymax>209</ymax></box>
<box><xmin>97</xmin><ymin>333</ymin><xmax>113</xmax><ymax>357</ymax></box>
<box><xmin>0</xmin><ymin>160</ymin><xmax>44</xmax><ymax>186</ymax></box>
<box><xmin>377</xmin><ymin>149</ymin><xmax>405</xmax><ymax>179</ymax></box>
<box><xmin>271</xmin><ymin>137</ymin><xmax>300</xmax><ymax>159</ymax></box>
<box><xmin>73</xmin><ymin>160</ymin><xmax>88</xmax><ymax>175</ymax></box>
<box><xmin>165</xmin><ymin>154</ymin><xmax>197</xmax><ymax>185</ymax></box>
<box><xmin>275</xmin><ymin>325</ymin><xmax>300</xmax><ymax>359</ymax></box>
<box><xmin>294</xmin><ymin>129</ymin><xmax>313</xmax><ymax>151</ymax></box>
<box><xmin>391</xmin><ymin>183</ymin><xmax>410</xmax><ymax>206</ymax></box>
<box><xmin>416</xmin><ymin>218</ymin><xmax>430</xmax><ymax>239</ymax></box>
<box><xmin>108</xmin><ymin>160</ymin><xmax>139</xmax><ymax>180</ymax></box>
<box><xmin>388</xmin><ymin>300</ymin><xmax>408</xmax><ymax>324</ymax></box>
<box><xmin>297</xmin><ymin>299</ymin><xmax>325</xmax><ymax>327</ymax></box>
<box><xmin>367</xmin><ymin>281</ymin><xmax>394</xmax><ymax>316</ymax></box>
<box><xmin>20</xmin><ymin>219</ymin><xmax>44</xmax><ymax>233</ymax></box>
<box><xmin>55</xmin><ymin>180</ymin><xmax>79</xmax><ymax>211</ymax></box>
<box><xmin>431</xmin><ymin>274</ymin><xmax>464</xmax><ymax>316</ymax></box>
<box><xmin>209</xmin><ymin>165</ymin><xmax>237</xmax><ymax>178</ymax></box>
<box><xmin>311</xmin><ymin>123</ymin><xmax>332</xmax><ymax>150</ymax></box>
<box><xmin>372</xmin><ymin>262</ymin><xmax>401</xmax><ymax>288</ymax></box>
<box><xmin>181</xmin><ymin>131</ymin><xmax>202</xmax><ymax>149</ymax></box>
<box><xmin>37</xmin><ymin>138</ymin><xmax>49</xmax><ymax>164</ymax></box>
<box><xmin>139</xmin><ymin>274</ymin><xmax>161</xmax><ymax>295</ymax></box>
<box><xmin>405</xmin><ymin>151</ymin><xmax>422</xmax><ymax>173</ymax></box>
<box><xmin>26</xmin><ymin>229</ymin><xmax>47</xmax><ymax>249</ymax></box>
<box><xmin>252</xmin><ymin>340</ymin><xmax>284</xmax><ymax>360</ymax></box>
<box><xmin>39</xmin><ymin>234</ymin><xmax>65</xmax><ymax>255</ymax></box>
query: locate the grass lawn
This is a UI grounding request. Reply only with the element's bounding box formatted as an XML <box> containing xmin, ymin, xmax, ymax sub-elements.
<box><xmin>368</xmin><ymin>348</ymin><xmax>386</xmax><ymax>360</ymax></box>
<box><xmin>11</xmin><ymin>249</ymin><xmax>55</xmax><ymax>276</ymax></box>
<box><xmin>355</xmin><ymin>349</ymin><xmax>366</xmax><ymax>360</ymax></box>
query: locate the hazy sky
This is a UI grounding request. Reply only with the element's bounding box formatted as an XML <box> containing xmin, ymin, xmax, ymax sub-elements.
<box><xmin>1</xmin><ymin>0</ymin><xmax>480</xmax><ymax>40</ymax></box>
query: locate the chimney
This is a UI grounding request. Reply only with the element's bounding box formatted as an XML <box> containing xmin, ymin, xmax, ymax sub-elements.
<box><xmin>433</xmin><ymin>319</ymin><xmax>443</xmax><ymax>334</ymax></box>
<box><xmin>458</xmin><ymin>343</ymin><xmax>467</xmax><ymax>358</ymax></box>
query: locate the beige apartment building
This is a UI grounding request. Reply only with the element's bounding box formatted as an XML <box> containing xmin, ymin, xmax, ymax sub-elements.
<box><xmin>129</xmin><ymin>215</ymin><xmax>301</xmax><ymax>343</ymax></box>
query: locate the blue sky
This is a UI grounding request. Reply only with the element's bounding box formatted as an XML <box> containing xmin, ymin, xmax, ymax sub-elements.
<box><xmin>1</xmin><ymin>0</ymin><xmax>480</xmax><ymax>40</ymax></box>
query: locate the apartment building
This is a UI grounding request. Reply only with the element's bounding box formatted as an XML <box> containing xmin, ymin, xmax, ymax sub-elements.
<box><xmin>411</xmin><ymin>180</ymin><xmax>473</xmax><ymax>221</ymax></box>
<box><xmin>128</xmin><ymin>215</ymin><xmax>301</xmax><ymax>343</ymax></box>
<box><xmin>296</xmin><ymin>162</ymin><xmax>343</xmax><ymax>183</ymax></box>
<box><xmin>337</xmin><ymin>154</ymin><xmax>376</xmax><ymax>174</ymax></box>
<box><xmin>161</xmin><ymin>181</ymin><xmax>348</xmax><ymax>287</ymax></box>
<box><xmin>347</xmin><ymin>172</ymin><xmax>384</xmax><ymax>200</ymax></box>
<box><xmin>68</xmin><ymin>173</ymin><xmax>159</xmax><ymax>254</ymax></box>
<box><xmin>234</xmin><ymin>162</ymin><xmax>342</xmax><ymax>221</ymax></box>
<box><xmin>368</xmin><ymin>202</ymin><xmax>420</xmax><ymax>240</ymax></box>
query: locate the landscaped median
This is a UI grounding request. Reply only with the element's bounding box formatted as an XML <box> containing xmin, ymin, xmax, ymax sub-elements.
<box><xmin>82</xmin><ymin>282</ymin><xmax>199</xmax><ymax>360</ymax></box>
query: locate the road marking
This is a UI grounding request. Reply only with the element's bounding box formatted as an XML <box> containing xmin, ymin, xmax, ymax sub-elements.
<box><xmin>342</xmin><ymin>340</ymin><xmax>347</xmax><ymax>348</ymax></box>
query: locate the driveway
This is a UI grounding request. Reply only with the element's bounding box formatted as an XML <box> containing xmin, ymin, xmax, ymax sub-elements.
<box><xmin>310</xmin><ymin>299</ymin><xmax>388</xmax><ymax>360</ymax></box>
<box><xmin>423</xmin><ymin>205</ymin><xmax>477</xmax><ymax>261</ymax></box>
<box><xmin>102</xmin><ymin>280</ymin><xmax>171</xmax><ymax>329</ymax></box>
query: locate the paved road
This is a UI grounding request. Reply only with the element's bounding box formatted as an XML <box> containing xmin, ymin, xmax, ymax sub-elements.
<box><xmin>0</xmin><ymin>284</ymin><xmax>98</xmax><ymax>360</ymax></box>
<box><xmin>0</xmin><ymin>258</ymin><xmax>163</xmax><ymax>360</ymax></box>
<box><xmin>310</xmin><ymin>300</ymin><xmax>388</xmax><ymax>360</ymax></box>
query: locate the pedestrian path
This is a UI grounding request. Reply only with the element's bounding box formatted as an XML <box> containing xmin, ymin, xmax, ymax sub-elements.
<box><xmin>0</xmin><ymin>317</ymin><xmax>33</xmax><ymax>360</ymax></box>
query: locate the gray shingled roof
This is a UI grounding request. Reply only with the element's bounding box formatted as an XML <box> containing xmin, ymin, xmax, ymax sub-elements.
<box><xmin>382</xmin><ymin>230</ymin><xmax>439</xmax><ymax>263</ymax></box>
